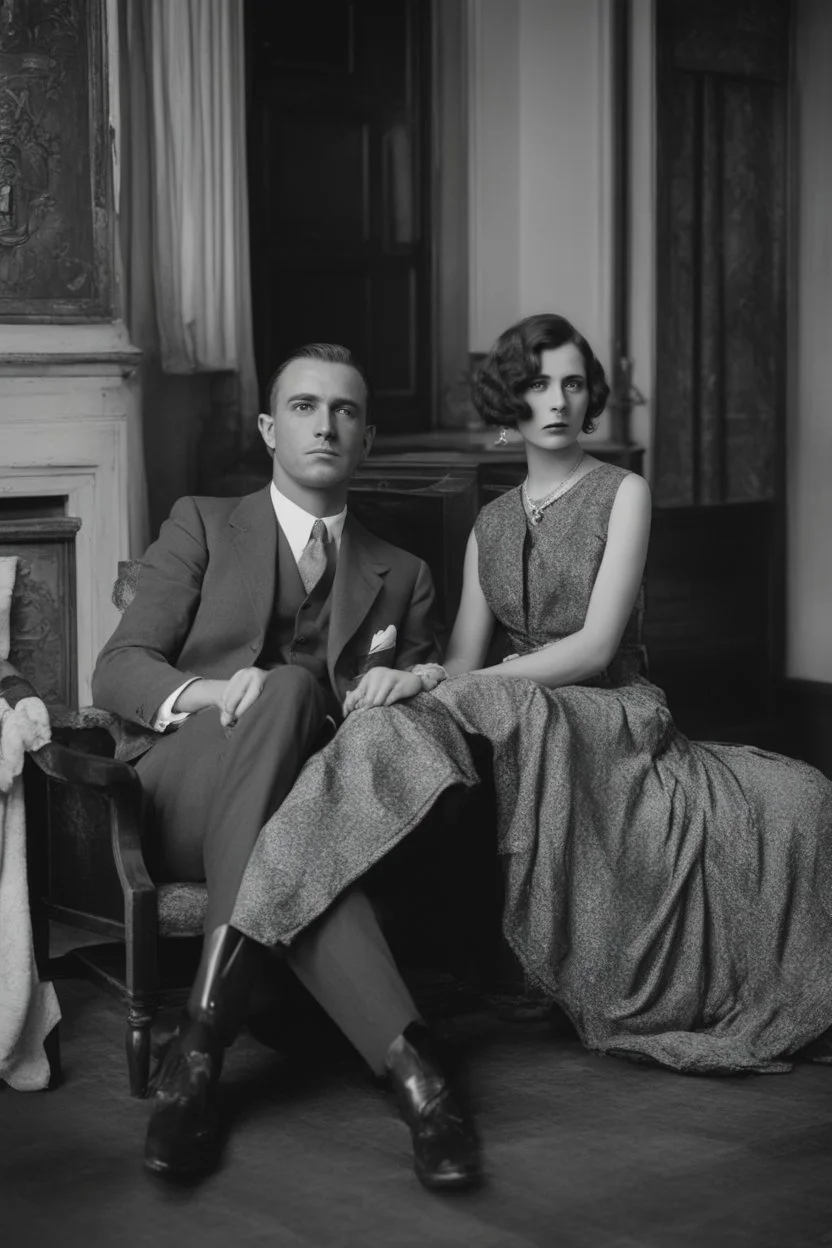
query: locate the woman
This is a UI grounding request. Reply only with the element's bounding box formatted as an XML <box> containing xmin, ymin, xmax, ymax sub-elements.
<box><xmin>233</xmin><ymin>313</ymin><xmax>832</xmax><ymax>1077</ymax></box>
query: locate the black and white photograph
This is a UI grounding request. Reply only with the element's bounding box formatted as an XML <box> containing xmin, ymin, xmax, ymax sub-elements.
<box><xmin>1</xmin><ymin>0</ymin><xmax>831</xmax><ymax>1244</ymax></box>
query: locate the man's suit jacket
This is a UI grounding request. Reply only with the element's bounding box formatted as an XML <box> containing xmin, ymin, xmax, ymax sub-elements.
<box><xmin>92</xmin><ymin>488</ymin><xmax>440</xmax><ymax>759</ymax></box>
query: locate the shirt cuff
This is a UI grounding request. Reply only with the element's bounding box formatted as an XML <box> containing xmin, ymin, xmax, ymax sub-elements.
<box><xmin>152</xmin><ymin>677</ymin><xmax>202</xmax><ymax>732</ymax></box>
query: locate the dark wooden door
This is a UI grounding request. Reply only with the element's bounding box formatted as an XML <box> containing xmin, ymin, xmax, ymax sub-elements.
<box><xmin>654</xmin><ymin>0</ymin><xmax>789</xmax><ymax>505</ymax></box>
<box><xmin>245</xmin><ymin>0</ymin><xmax>431</xmax><ymax>432</ymax></box>
<box><xmin>647</xmin><ymin>0</ymin><xmax>790</xmax><ymax>742</ymax></box>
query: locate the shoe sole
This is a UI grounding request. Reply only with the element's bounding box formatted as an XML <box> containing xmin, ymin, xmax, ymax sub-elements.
<box><xmin>415</xmin><ymin>1163</ymin><xmax>483</xmax><ymax>1192</ymax></box>
<box><xmin>143</xmin><ymin>1150</ymin><xmax>219</xmax><ymax>1182</ymax></box>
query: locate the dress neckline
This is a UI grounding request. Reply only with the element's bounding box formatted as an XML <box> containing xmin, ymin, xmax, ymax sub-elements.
<box><xmin>519</xmin><ymin>461</ymin><xmax>607</xmax><ymax>521</ymax></box>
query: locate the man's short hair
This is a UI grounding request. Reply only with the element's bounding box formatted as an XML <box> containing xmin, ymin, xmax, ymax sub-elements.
<box><xmin>266</xmin><ymin>343</ymin><xmax>370</xmax><ymax>414</ymax></box>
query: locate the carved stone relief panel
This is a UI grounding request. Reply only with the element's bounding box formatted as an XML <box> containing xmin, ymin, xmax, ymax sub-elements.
<box><xmin>0</xmin><ymin>0</ymin><xmax>112</xmax><ymax>319</ymax></box>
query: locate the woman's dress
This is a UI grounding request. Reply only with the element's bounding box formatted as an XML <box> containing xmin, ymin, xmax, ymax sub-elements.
<box><xmin>232</xmin><ymin>463</ymin><xmax>832</xmax><ymax>1074</ymax></box>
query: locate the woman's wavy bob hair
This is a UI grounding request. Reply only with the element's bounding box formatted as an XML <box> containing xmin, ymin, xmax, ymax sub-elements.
<box><xmin>472</xmin><ymin>313</ymin><xmax>609</xmax><ymax>434</ymax></box>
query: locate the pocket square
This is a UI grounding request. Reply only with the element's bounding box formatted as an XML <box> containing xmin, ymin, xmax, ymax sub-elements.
<box><xmin>369</xmin><ymin>625</ymin><xmax>397</xmax><ymax>654</ymax></box>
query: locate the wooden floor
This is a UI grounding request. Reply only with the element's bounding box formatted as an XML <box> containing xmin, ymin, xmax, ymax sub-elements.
<box><xmin>4</xmin><ymin>975</ymin><xmax>832</xmax><ymax>1248</ymax></box>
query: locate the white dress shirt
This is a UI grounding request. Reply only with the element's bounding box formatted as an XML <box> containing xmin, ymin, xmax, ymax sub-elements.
<box><xmin>152</xmin><ymin>484</ymin><xmax>348</xmax><ymax>731</ymax></box>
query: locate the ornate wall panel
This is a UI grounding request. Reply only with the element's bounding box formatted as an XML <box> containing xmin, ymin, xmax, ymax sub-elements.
<box><xmin>0</xmin><ymin>0</ymin><xmax>112</xmax><ymax>319</ymax></box>
<box><xmin>2</xmin><ymin>516</ymin><xmax>81</xmax><ymax>709</ymax></box>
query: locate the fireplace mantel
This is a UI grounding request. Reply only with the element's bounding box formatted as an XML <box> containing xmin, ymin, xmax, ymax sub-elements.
<box><xmin>0</xmin><ymin>320</ymin><xmax>143</xmax><ymax>704</ymax></box>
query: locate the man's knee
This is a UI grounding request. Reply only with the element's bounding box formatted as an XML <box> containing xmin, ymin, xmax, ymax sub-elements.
<box><xmin>260</xmin><ymin>664</ymin><xmax>321</xmax><ymax>698</ymax></box>
<box><xmin>254</xmin><ymin>665</ymin><xmax>327</xmax><ymax>724</ymax></box>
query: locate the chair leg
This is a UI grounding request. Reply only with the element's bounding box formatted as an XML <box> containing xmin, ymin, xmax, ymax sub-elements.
<box><xmin>126</xmin><ymin>1005</ymin><xmax>156</xmax><ymax>1098</ymax></box>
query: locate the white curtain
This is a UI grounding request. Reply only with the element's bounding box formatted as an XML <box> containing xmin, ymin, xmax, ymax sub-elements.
<box><xmin>127</xmin><ymin>0</ymin><xmax>259</xmax><ymax>416</ymax></box>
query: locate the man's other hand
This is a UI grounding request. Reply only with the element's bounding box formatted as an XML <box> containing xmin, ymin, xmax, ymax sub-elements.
<box><xmin>219</xmin><ymin>667</ymin><xmax>269</xmax><ymax>728</ymax></box>
<box><xmin>343</xmin><ymin>668</ymin><xmax>422</xmax><ymax>716</ymax></box>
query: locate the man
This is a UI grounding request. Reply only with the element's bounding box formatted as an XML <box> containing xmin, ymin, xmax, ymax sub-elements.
<box><xmin>92</xmin><ymin>344</ymin><xmax>480</xmax><ymax>1190</ymax></box>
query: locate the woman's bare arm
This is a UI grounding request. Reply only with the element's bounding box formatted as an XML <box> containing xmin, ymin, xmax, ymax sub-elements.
<box><xmin>443</xmin><ymin>529</ymin><xmax>497</xmax><ymax>676</ymax></box>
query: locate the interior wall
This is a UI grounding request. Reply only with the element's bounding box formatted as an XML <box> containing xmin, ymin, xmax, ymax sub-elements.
<box><xmin>139</xmin><ymin>365</ymin><xmax>212</xmax><ymax>538</ymax></box>
<box><xmin>517</xmin><ymin>0</ymin><xmax>613</xmax><ymax>390</ymax></box>
<box><xmin>787</xmin><ymin>0</ymin><xmax>832</xmax><ymax>682</ymax></box>
<box><xmin>467</xmin><ymin>0</ymin><xmax>622</xmax><ymax>444</ymax></box>
<box><xmin>467</xmin><ymin>0</ymin><xmax>522</xmax><ymax>352</ymax></box>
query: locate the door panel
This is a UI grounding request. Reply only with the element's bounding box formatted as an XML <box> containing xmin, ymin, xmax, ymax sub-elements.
<box><xmin>654</xmin><ymin>0</ymin><xmax>788</xmax><ymax>507</ymax></box>
<box><xmin>651</xmin><ymin>0</ymin><xmax>790</xmax><ymax>745</ymax></box>
<box><xmin>246</xmin><ymin>0</ymin><xmax>431</xmax><ymax>431</ymax></box>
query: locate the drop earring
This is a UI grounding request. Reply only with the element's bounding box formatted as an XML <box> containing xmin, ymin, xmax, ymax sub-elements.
<box><xmin>495</xmin><ymin>427</ymin><xmax>509</xmax><ymax>447</ymax></box>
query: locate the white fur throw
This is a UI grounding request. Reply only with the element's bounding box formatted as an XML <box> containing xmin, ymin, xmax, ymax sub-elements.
<box><xmin>0</xmin><ymin>554</ymin><xmax>61</xmax><ymax>1090</ymax></box>
<box><xmin>0</xmin><ymin>556</ymin><xmax>16</xmax><ymax>661</ymax></box>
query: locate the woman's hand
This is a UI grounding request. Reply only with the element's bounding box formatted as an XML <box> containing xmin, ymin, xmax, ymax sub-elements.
<box><xmin>218</xmin><ymin>667</ymin><xmax>269</xmax><ymax>728</ymax></box>
<box><xmin>343</xmin><ymin>668</ymin><xmax>422</xmax><ymax>716</ymax></box>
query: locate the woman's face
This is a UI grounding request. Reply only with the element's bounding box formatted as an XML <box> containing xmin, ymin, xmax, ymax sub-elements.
<box><xmin>518</xmin><ymin>343</ymin><xmax>589</xmax><ymax>452</ymax></box>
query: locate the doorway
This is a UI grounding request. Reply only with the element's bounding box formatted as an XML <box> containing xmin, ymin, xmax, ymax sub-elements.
<box><xmin>645</xmin><ymin>0</ymin><xmax>790</xmax><ymax>744</ymax></box>
<box><xmin>245</xmin><ymin>0</ymin><xmax>433</xmax><ymax>434</ymax></box>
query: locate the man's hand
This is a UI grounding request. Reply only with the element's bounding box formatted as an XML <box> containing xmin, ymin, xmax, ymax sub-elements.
<box><xmin>218</xmin><ymin>667</ymin><xmax>269</xmax><ymax>728</ymax></box>
<box><xmin>343</xmin><ymin>668</ymin><xmax>422</xmax><ymax>716</ymax></box>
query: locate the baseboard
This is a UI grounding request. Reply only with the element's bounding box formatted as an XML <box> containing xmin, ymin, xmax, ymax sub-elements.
<box><xmin>781</xmin><ymin>679</ymin><xmax>832</xmax><ymax>779</ymax></box>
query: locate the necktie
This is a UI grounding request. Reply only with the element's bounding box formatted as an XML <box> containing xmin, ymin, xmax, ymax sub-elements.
<box><xmin>297</xmin><ymin>519</ymin><xmax>329</xmax><ymax>594</ymax></box>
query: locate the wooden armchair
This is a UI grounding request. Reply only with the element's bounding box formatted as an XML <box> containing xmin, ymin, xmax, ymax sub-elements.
<box><xmin>23</xmin><ymin>561</ymin><xmax>207</xmax><ymax>1098</ymax></box>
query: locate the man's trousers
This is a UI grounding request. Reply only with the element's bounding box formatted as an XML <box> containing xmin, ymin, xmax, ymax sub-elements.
<box><xmin>135</xmin><ymin>666</ymin><xmax>329</xmax><ymax>933</ymax></box>
<box><xmin>134</xmin><ymin>665</ymin><xmax>419</xmax><ymax>1071</ymax></box>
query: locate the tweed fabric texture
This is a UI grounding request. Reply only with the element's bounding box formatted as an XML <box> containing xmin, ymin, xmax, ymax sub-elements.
<box><xmin>232</xmin><ymin>463</ymin><xmax>832</xmax><ymax>1074</ymax></box>
<box><xmin>156</xmin><ymin>882</ymin><xmax>208</xmax><ymax>937</ymax></box>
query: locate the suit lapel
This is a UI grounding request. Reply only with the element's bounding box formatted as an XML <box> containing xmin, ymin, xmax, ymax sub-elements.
<box><xmin>327</xmin><ymin>514</ymin><xmax>389</xmax><ymax>679</ymax></box>
<box><xmin>229</xmin><ymin>487</ymin><xmax>278</xmax><ymax>637</ymax></box>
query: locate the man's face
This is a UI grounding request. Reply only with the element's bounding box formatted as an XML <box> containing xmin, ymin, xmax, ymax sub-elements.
<box><xmin>257</xmin><ymin>358</ymin><xmax>374</xmax><ymax>497</ymax></box>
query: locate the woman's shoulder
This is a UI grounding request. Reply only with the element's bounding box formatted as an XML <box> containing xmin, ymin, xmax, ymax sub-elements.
<box><xmin>592</xmin><ymin>462</ymin><xmax>651</xmax><ymax>503</ymax></box>
<box><xmin>580</xmin><ymin>459</ymin><xmax>650</xmax><ymax>503</ymax></box>
<box><xmin>581</xmin><ymin>463</ymin><xmax>651</xmax><ymax>544</ymax></box>
<box><xmin>474</xmin><ymin>485</ymin><xmax>524</xmax><ymax>538</ymax></box>
<box><xmin>584</xmin><ymin>458</ymin><xmax>629</xmax><ymax>485</ymax></box>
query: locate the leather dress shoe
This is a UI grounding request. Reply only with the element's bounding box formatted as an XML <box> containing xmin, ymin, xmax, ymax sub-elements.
<box><xmin>143</xmin><ymin>1028</ymin><xmax>224</xmax><ymax>1179</ymax></box>
<box><xmin>385</xmin><ymin>1022</ymin><xmax>481</xmax><ymax>1191</ymax></box>
<box><xmin>144</xmin><ymin>925</ymin><xmax>256</xmax><ymax>1180</ymax></box>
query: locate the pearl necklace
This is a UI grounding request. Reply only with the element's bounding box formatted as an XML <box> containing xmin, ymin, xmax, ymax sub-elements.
<box><xmin>522</xmin><ymin>453</ymin><xmax>586</xmax><ymax>525</ymax></box>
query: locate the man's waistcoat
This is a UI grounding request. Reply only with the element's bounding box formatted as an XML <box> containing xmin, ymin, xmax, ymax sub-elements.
<box><xmin>258</xmin><ymin>523</ymin><xmax>335</xmax><ymax>689</ymax></box>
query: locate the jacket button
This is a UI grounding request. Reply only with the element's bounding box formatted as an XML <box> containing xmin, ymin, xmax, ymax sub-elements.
<box><xmin>296</xmin><ymin>635</ymin><xmax>307</xmax><ymax>645</ymax></box>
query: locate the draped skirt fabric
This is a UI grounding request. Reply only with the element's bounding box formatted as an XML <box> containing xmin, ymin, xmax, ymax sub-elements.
<box><xmin>231</xmin><ymin>673</ymin><xmax>832</xmax><ymax>1074</ymax></box>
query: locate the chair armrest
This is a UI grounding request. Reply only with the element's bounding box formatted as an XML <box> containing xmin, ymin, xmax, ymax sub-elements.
<box><xmin>28</xmin><ymin>741</ymin><xmax>139</xmax><ymax>790</ymax></box>
<box><xmin>9</xmin><ymin>663</ymin><xmax>158</xmax><ymax>960</ymax></box>
<box><xmin>26</xmin><ymin>742</ymin><xmax>156</xmax><ymax>915</ymax></box>
<box><xmin>0</xmin><ymin>661</ymin><xmax>41</xmax><ymax>707</ymax></box>
<box><xmin>49</xmin><ymin>706</ymin><xmax>123</xmax><ymax>735</ymax></box>
<box><xmin>50</xmin><ymin>706</ymin><xmax>143</xmax><ymax>760</ymax></box>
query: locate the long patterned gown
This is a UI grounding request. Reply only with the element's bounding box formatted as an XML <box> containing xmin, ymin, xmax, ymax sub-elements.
<box><xmin>232</xmin><ymin>463</ymin><xmax>832</xmax><ymax>1074</ymax></box>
